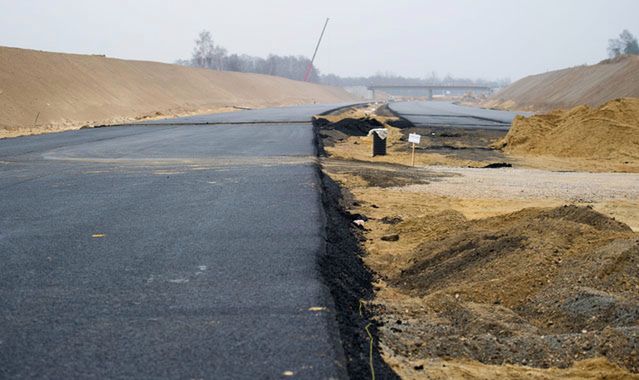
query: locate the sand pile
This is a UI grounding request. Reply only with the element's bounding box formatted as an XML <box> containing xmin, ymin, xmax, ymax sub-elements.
<box><xmin>0</xmin><ymin>46</ymin><xmax>356</xmax><ymax>138</ymax></box>
<box><xmin>485</xmin><ymin>55</ymin><xmax>639</xmax><ymax>112</ymax></box>
<box><xmin>380</xmin><ymin>205</ymin><xmax>638</xmax><ymax>372</ymax></box>
<box><xmin>494</xmin><ymin>98</ymin><xmax>639</xmax><ymax>167</ymax></box>
<box><xmin>313</xmin><ymin>104</ymin><xmax>386</xmax><ymax>146</ymax></box>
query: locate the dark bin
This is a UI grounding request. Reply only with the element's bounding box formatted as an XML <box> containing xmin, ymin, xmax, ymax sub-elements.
<box><xmin>369</xmin><ymin>128</ymin><xmax>387</xmax><ymax>156</ymax></box>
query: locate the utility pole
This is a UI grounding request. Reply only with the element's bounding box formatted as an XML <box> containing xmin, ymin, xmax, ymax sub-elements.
<box><xmin>304</xmin><ymin>18</ymin><xmax>329</xmax><ymax>82</ymax></box>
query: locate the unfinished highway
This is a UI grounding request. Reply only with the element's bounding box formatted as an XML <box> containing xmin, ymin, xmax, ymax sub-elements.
<box><xmin>0</xmin><ymin>104</ymin><xmax>353</xmax><ymax>379</ymax></box>
<box><xmin>0</xmin><ymin>101</ymin><xmax>525</xmax><ymax>379</ymax></box>
<box><xmin>389</xmin><ymin>101</ymin><xmax>529</xmax><ymax>129</ymax></box>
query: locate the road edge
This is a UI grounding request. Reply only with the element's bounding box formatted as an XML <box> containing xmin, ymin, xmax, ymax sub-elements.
<box><xmin>312</xmin><ymin>120</ymin><xmax>400</xmax><ymax>379</ymax></box>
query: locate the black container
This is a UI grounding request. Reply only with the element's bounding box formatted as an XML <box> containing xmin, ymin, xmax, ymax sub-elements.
<box><xmin>371</xmin><ymin>131</ymin><xmax>387</xmax><ymax>156</ymax></box>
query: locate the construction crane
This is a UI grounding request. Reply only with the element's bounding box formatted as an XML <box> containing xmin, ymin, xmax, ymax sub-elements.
<box><xmin>304</xmin><ymin>18</ymin><xmax>329</xmax><ymax>82</ymax></box>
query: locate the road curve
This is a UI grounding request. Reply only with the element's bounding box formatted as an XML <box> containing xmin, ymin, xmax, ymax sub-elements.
<box><xmin>0</xmin><ymin>104</ymin><xmax>354</xmax><ymax>379</ymax></box>
<box><xmin>389</xmin><ymin>101</ymin><xmax>530</xmax><ymax>130</ymax></box>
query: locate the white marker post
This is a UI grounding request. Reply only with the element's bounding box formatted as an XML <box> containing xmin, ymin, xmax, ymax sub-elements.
<box><xmin>408</xmin><ymin>133</ymin><xmax>421</xmax><ymax>167</ymax></box>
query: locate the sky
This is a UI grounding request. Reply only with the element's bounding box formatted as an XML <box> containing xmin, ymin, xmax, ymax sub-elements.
<box><xmin>1</xmin><ymin>0</ymin><xmax>637</xmax><ymax>81</ymax></box>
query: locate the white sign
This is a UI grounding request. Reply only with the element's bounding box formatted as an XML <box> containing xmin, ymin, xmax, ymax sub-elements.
<box><xmin>408</xmin><ymin>133</ymin><xmax>421</xmax><ymax>144</ymax></box>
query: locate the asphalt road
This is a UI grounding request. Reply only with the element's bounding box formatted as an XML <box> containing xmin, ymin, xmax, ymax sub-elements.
<box><xmin>140</xmin><ymin>103</ymin><xmax>356</xmax><ymax>125</ymax></box>
<box><xmin>0</xmin><ymin>104</ymin><xmax>352</xmax><ymax>379</ymax></box>
<box><xmin>389</xmin><ymin>101</ymin><xmax>529</xmax><ymax>130</ymax></box>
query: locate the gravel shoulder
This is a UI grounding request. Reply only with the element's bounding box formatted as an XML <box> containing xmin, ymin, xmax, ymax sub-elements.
<box><xmin>401</xmin><ymin>166</ymin><xmax>639</xmax><ymax>231</ymax></box>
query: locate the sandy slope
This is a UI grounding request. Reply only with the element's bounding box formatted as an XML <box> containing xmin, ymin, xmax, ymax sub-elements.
<box><xmin>493</xmin><ymin>98</ymin><xmax>639</xmax><ymax>172</ymax></box>
<box><xmin>0</xmin><ymin>46</ymin><xmax>356</xmax><ymax>138</ymax></box>
<box><xmin>485</xmin><ymin>55</ymin><xmax>639</xmax><ymax>112</ymax></box>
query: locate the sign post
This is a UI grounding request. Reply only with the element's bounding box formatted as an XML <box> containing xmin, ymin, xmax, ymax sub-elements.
<box><xmin>408</xmin><ymin>133</ymin><xmax>421</xmax><ymax>167</ymax></box>
<box><xmin>411</xmin><ymin>143</ymin><xmax>415</xmax><ymax>166</ymax></box>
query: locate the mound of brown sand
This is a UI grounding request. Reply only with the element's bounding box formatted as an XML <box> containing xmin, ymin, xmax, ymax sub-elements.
<box><xmin>0</xmin><ymin>46</ymin><xmax>356</xmax><ymax>138</ymax></box>
<box><xmin>493</xmin><ymin>98</ymin><xmax>639</xmax><ymax>166</ymax></box>
<box><xmin>380</xmin><ymin>205</ymin><xmax>638</xmax><ymax>372</ymax></box>
<box><xmin>485</xmin><ymin>55</ymin><xmax>639</xmax><ymax>112</ymax></box>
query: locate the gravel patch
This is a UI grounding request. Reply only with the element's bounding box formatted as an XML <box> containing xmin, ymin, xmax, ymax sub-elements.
<box><xmin>399</xmin><ymin>166</ymin><xmax>639</xmax><ymax>202</ymax></box>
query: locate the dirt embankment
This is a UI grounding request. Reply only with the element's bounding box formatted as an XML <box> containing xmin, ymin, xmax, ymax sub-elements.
<box><xmin>0</xmin><ymin>46</ymin><xmax>356</xmax><ymax>138</ymax></box>
<box><xmin>382</xmin><ymin>206</ymin><xmax>638</xmax><ymax>372</ymax></box>
<box><xmin>494</xmin><ymin>98</ymin><xmax>639</xmax><ymax>172</ymax></box>
<box><xmin>485</xmin><ymin>55</ymin><xmax>639</xmax><ymax>112</ymax></box>
<box><xmin>316</xmin><ymin>105</ymin><xmax>639</xmax><ymax>379</ymax></box>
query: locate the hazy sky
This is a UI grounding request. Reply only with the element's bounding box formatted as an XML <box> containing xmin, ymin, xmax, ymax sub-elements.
<box><xmin>1</xmin><ymin>0</ymin><xmax>637</xmax><ymax>81</ymax></box>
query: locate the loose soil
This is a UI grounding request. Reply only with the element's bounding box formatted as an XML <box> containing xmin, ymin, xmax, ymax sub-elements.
<box><xmin>315</xmin><ymin>104</ymin><xmax>639</xmax><ymax>379</ymax></box>
<box><xmin>385</xmin><ymin>206</ymin><xmax>638</xmax><ymax>370</ymax></box>
<box><xmin>494</xmin><ymin>98</ymin><xmax>639</xmax><ymax>173</ymax></box>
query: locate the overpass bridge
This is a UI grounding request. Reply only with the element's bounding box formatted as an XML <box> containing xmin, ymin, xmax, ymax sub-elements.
<box><xmin>366</xmin><ymin>84</ymin><xmax>492</xmax><ymax>100</ymax></box>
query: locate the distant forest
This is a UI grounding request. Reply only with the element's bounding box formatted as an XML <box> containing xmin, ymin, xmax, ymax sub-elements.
<box><xmin>176</xmin><ymin>31</ymin><xmax>510</xmax><ymax>88</ymax></box>
<box><xmin>320</xmin><ymin>73</ymin><xmax>510</xmax><ymax>88</ymax></box>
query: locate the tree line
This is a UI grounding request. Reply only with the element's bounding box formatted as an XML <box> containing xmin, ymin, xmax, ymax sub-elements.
<box><xmin>176</xmin><ymin>31</ymin><xmax>319</xmax><ymax>82</ymax></box>
<box><xmin>178</xmin><ymin>29</ymin><xmax>639</xmax><ymax>86</ymax></box>
<box><xmin>176</xmin><ymin>30</ymin><xmax>508</xmax><ymax>88</ymax></box>
<box><xmin>320</xmin><ymin>72</ymin><xmax>511</xmax><ymax>88</ymax></box>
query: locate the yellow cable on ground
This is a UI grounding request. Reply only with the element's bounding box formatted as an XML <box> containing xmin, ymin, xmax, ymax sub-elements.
<box><xmin>364</xmin><ymin>322</ymin><xmax>375</xmax><ymax>380</ymax></box>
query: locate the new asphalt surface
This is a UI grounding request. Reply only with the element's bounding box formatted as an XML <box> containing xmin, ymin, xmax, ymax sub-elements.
<box><xmin>139</xmin><ymin>103</ymin><xmax>356</xmax><ymax>125</ymax></box>
<box><xmin>0</xmin><ymin>104</ymin><xmax>353</xmax><ymax>379</ymax></box>
<box><xmin>389</xmin><ymin>101</ymin><xmax>530</xmax><ymax>130</ymax></box>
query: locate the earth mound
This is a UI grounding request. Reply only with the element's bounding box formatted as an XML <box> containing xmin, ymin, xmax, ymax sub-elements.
<box><xmin>384</xmin><ymin>205</ymin><xmax>638</xmax><ymax>371</ymax></box>
<box><xmin>493</xmin><ymin>98</ymin><xmax>639</xmax><ymax>168</ymax></box>
<box><xmin>485</xmin><ymin>55</ymin><xmax>639</xmax><ymax>112</ymax></box>
<box><xmin>0</xmin><ymin>46</ymin><xmax>356</xmax><ymax>138</ymax></box>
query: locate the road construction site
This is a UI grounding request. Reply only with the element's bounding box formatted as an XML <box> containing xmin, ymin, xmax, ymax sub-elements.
<box><xmin>314</xmin><ymin>102</ymin><xmax>639</xmax><ymax>379</ymax></box>
<box><xmin>2</xmin><ymin>43</ymin><xmax>639</xmax><ymax>379</ymax></box>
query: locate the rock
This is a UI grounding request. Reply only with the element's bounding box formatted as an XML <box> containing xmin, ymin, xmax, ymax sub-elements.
<box><xmin>482</xmin><ymin>162</ymin><xmax>512</xmax><ymax>169</ymax></box>
<box><xmin>380</xmin><ymin>216</ymin><xmax>403</xmax><ymax>225</ymax></box>
<box><xmin>381</xmin><ymin>234</ymin><xmax>400</xmax><ymax>242</ymax></box>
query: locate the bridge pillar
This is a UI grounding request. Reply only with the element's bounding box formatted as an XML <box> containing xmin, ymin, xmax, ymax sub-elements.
<box><xmin>371</xmin><ymin>88</ymin><xmax>376</xmax><ymax>100</ymax></box>
<box><xmin>428</xmin><ymin>88</ymin><xmax>433</xmax><ymax>101</ymax></box>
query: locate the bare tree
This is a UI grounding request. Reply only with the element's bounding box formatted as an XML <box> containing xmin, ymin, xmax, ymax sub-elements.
<box><xmin>608</xmin><ymin>29</ymin><xmax>639</xmax><ymax>58</ymax></box>
<box><xmin>187</xmin><ymin>31</ymin><xmax>315</xmax><ymax>80</ymax></box>
<box><xmin>192</xmin><ymin>30</ymin><xmax>227</xmax><ymax>70</ymax></box>
<box><xmin>224</xmin><ymin>54</ymin><xmax>242</xmax><ymax>72</ymax></box>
